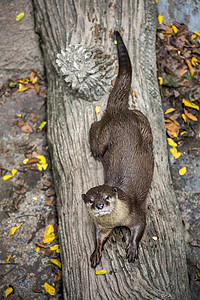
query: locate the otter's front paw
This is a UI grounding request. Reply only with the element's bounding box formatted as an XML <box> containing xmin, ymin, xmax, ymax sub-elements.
<box><xmin>126</xmin><ymin>243</ymin><xmax>138</xmax><ymax>263</ymax></box>
<box><xmin>90</xmin><ymin>249</ymin><xmax>102</xmax><ymax>268</ymax></box>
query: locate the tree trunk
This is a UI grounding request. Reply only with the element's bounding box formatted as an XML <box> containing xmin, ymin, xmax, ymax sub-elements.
<box><xmin>33</xmin><ymin>0</ymin><xmax>191</xmax><ymax>299</ymax></box>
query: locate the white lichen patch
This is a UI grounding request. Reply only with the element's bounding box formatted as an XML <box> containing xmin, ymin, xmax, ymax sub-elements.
<box><xmin>56</xmin><ymin>45</ymin><xmax>117</xmax><ymax>102</ymax></box>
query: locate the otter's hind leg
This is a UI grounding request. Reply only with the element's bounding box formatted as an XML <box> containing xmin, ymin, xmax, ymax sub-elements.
<box><xmin>126</xmin><ymin>224</ymin><xmax>145</xmax><ymax>263</ymax></box>
<box><xmin>89</xmin><ymin>121</ymin><xmax>109</xmax><ymax>160</ymax></box>
<box><xmin>90</xmin><ymin>227</ymin><xmax>113</xmax><ymax>268</ymax></box>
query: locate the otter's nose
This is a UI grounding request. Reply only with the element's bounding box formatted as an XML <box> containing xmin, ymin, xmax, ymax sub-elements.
<box><xmin>96</xmin><ymin>203</ymin><xmax>104</xmax><ymax>210</ymax></box>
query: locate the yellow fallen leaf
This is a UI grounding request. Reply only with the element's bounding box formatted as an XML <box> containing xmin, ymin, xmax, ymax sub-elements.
<box><xmin>155</xmin><ymin>0</ymin><xmax>158</xmax><ymax>4</ymax></box>
<box><xmin>51</xmin><ymin>259</ymin><xmax>61</xmax><ymax>268</ymax></box>
<box><xmin>158</xmin><ymin>15</ymin><xmax>163</xmax><ymax>24</ymax></box>
<box><xmin>182</xmin><ymin>99</ymin><xmax>199</xmax><ymax>110</ymax></box>
<box><xmin>38</xmin><ymin>121</ymin><xmax>47</xmax><ymax>130</ymax></box>
<box><xmin>194</xmin><ymin>31</ymin><xmax>200</xmax><ymax>37</ymax></box>
<box><xmin>12</xmin><ymin>169</ymin><xmax>18</xmax><ymax>176</ymax></box>
<box><xmin>3</xmin><ymin>169</ymin><xmax>18</xmax><ymax>180</ymax></box>
<box><xmin>158</xmin><ymin>76</ymin><xmax>163</xmax><ymax>85</ymax></box>
<box><xmin>16</xmin><ymin>12</ymin><xmax>24</xmax><ymax>21</ymax></box>
<box><xmin>36</xmin><ymin>247</ymin><xmax>40</xmax><ymax>253</ymax></box>
<box><xmin>165</xmin><ymin>108</ymin><xmax>175</xmax><ymax>114</ymax></box>
<box><xmin>6</xmin><ymin>255</ymin><xmax>11</xmax><ymax>262</ymax></box>
<box><xmin>114</xmin><ymin>40</ymin><xmax>117</xmax><ymax>45</ymax></box>
<box><xmin>43</xmin><ymin>225</ymin><xmax>55</xmax><ymax>244</ymax></box>
<box><xmin>3</xmin><ymin>174</ymin><xmax>13</xmax><ymax>181</ymax></box>
<box><xmin>32</xmin><ymin>76</ymin><xmax>38</xmax><ymax>84</ymax></box>
<box><xmin>95</xmin><ymin>106</ymin><xmax>100</xmax><ymax>114</ymax></box>
<box><xmin>180</xmin><ymin>131</ymin><xmax>187</xmax><ymax>136</ymax></box>
<box><xmin>185</xmin><ymin>59</ymin><xmax>194</xmax><ymax>77</ymax></box>
<box><xmin>191</xmin><ymin>57</ymin><xmax>198</xmax><ymax>66</ymax></box>
<box><xmin>182</xmin><ymin>113</ymin><xmax>187</xmax><ymax>123</ymax></box>
<box><xmin>5</xmin><ymin>287</ymin><xmax>13</xmax><ymax>298</ymax></box>
<box><xmin>44</xmin><ymin>283</ymin><xmax>55</xmax><ymax>296</ymax></box>
<box><xmin>96</xmin><ymin>269</ymin><xmax>107</xmax><ymax>275</ymax></box>
<box><xmin>152</xmin><ymin>236</ymin><xmax>158</xmax><ymax>241</ymax></box>
<box><xmin>133</xmin><ymin>91</ymin><xmax>137</xmax><ymax>97</ymax></box>
<box><xmin>50</xmin><ymin>244</ymin><xmax>60</xmax><ymax>251</ymax></box>
<box><xmin>10</xmin><ymin>223</ymin><xmax>23</xmax><ymax>236</ymax></box>
<box><xmin>37</xmin><ymin>155</ymin><xmax>46</xmax><ymax>165</ymax></box>
<box><xmin>167</xmin><ymin>138</ymin><xmax>177</xmax><ymax>147</ymax></box>
<box><xmin>179</xmin><ymin>167</ymin><xmax>187</xmax><ymax>176</ymax></box>
<box><xmin>44</xmin><ymin>224</ymin><xmax>54</xmax><ymax>236</ymax></box>
<box><xmin>17</xmin><ymin>114</ymin><xmax>22</xmax><ymax>117</ymax></box>
<box><xmin>191</xmin><ymin>34</ymin><xmax>197</xmax><ymax>41</ymax></box>
<box><xmin>36</xmin><ymin>163</ymin><xmax>48</xmax><ymax>171</ymax></box>
<box><xmin>19</xmin><ymin>78</ymin><xmax>29</xmax><ymax>84</ymax></box>
<box><xmin>18</xmin><ymin>83</ymin><xmax>27</xmax><ymax>92</ymax></box>
<box><xmin>43</xmin><ymin>234</ymin><xmax>55</xmax><ymax>244</ymax></box>
<box><xmin>170</xmin><ymin>147</ymin><xmax>181</xmax><ymax>159</ymax></box>
<box><xmin>171</xmin><ymin>132</ymin><xmax>177</xmax><ymax>138</ymax></box>
<box><xmin>23</xmin><ymin>158</ymin><xmax>29</xmax><ymax>164</ymax></box>
<box><xmin>172</xmin><ymin>25</ymin><xmax>177</xmax><ymax>33</ymax></box>
<box><xmin>33</xmin><ymin>197</ymin><xmax>38</xmax><ymax>201</ymax></box>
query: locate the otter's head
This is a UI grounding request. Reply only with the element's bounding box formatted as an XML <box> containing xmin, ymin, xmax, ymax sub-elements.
<box><xmin>82</xmin><ymin>185</ymin><xmax>118</xmax><ymax>218</ymax></box>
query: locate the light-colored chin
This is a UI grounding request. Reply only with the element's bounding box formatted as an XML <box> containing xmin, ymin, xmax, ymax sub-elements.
<box><xmin>90</xmin><ymin>196</ymin><xmax>116</xmax><ymax>218</ymax></box>
<box><xmin>93</xmin><ymin>210</ymin><xmax>112</xmax><ymax>217</ymax></box>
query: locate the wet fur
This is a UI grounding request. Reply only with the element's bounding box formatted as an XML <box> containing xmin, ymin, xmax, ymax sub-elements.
<box><xmin>82</xmin><ymin>31</ymin><xmax>154</xmax><ymax>268</ymax></box>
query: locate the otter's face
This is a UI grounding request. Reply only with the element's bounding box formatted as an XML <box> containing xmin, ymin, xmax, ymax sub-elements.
<box><xmin>82</xmin><ymin>185</ymin><xmax>118</xmax><ymax>217</ymax></box>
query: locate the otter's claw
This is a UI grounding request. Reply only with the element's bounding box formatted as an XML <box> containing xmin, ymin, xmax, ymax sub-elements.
<box><xmin>90</xmin><ymin>249</ymin><xmax>102</xmax><ymax>268</ymax></box>
<box><xmin>126</xmin><ymin>243</ymin><xmax>138</xmax><ymax>263</ymax></box>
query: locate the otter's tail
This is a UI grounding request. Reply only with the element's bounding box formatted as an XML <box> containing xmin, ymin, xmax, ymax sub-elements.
<box><xmin>106</xmin><ymin>31</ymin><xmax>132</xmax><ymax>114</ymax></box>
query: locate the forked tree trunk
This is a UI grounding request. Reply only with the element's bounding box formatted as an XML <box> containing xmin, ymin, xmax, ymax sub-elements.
<box><xmin>33</xmin><ymin>0</ymin><xmax>191</xmax><ymax>299</ymax></box>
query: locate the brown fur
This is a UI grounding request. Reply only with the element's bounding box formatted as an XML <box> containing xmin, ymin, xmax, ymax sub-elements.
<box><xmin>82</xmin><ymin>31</ymin><xmax>154</xmax><ymax>268</ymax></box>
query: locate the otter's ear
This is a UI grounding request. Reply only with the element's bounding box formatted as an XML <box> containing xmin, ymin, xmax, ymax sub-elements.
<box><xmin>112</xmin><ymin>187</ymin><xmax>117</xmax><ymax>193</ymax></box>
<box><xmin>82</xmin><ymin>194</ymin><xmax>86</xmax><ymax>202</ymax></box>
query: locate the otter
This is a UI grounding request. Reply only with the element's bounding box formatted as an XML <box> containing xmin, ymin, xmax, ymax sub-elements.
<box><xmin>82</xmin><ymin>31</ymin><xmax>154</xmax><ymax>268</ymax></box>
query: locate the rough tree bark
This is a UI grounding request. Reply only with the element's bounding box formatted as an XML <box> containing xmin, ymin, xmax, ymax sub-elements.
<box><xmin>33</xmin><ymin>0</ymin><xmax>191</xmax><ymax>299</ymax></box>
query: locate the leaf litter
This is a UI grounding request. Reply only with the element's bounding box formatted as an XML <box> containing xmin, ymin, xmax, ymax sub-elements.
<box><xmin>156</xmin><ymin>21</ymin><xmax>200</xmax><ymax>172</ymax></box>
<box><xmin>0</xmin><ymin>72</ymin><xmax>62</xmax><ymax>296</ymax></box>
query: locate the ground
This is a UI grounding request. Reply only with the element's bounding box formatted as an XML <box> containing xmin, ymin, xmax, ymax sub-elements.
<box><xmin>0</xmin><ymin>1</ymin><xmax>199</xmax><ymax>300</ymax></box>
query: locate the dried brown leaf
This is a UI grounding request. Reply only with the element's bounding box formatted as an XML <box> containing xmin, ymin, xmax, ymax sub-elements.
<box><xmin>45</xmin><ymin>196</ymin><xmax>55</xmax><ymax>206</ymax></box>
<box><xmin>11</xmin><ymin>195</ymin><xmax>23</xmax><ymax>211</ymax></box>
<box><xmin>34</xmin><ymin>241</ymin><xmax>49</xmax><ymax>249</ymax></box>
<box><xmin>32</xmin><ymin>285</ymin><xmax>42</xmax><ymax>294</ymax></box>
<box><xmin>21</xmin><ymin>123</ymin><xmax>33</xmax><ymax>133</ymax></box>
<box><xmin>39</xmin><ymin>90</ymin><xmax>47</xmax><ymax>96</ymax></box>
<box><xmin>38</xmin><ymin>100</ymin><xmax>45</xmax><ymax>110</ymax></box>
<box><xmin>40</xmin><ymin>248</ymin><xmax>51</xmax><ymax>256</ymax></box>
<box><xmin>54</xmin><ymin>270</ymin><xmax>62</xmax><ymax>283</ymax></box>
<box><xmin>165</xmin><ymin>122</ymin><xmax>180</xmax><ymax>136</ymax></box>
<box><xmin>30</xmin><ymin>112</ymin><xmax>37</xmax><ymax>122</ymax></box>
<box><xmin>43</xmin><ymin>178</ymin><xmax>52</xmax><ymax>187</ymax></box>
<box><xmin>175</xmin><ymin>36</ymin><xmax>186</xmax><ymax>49</ymax></box>
<box><xmin>18</xmin><ymin>120</ymin><xmax>26</xmax><ymax>127</ymax></box>
<box><xmin>26</xmin><ymin>158</ymin><xmax>40</xmax><ymax>164</ymax></box>
<box><xmin>177</xmin><ymin>64</ymin><xmax>188</xmax><ymax>77</ymax></box>
<box><xmin>179</xmin><ymin>79</ymin><xmax>193</xmax><ymax>87</ymax></box>
<box><xmin>26</xmin><ymin>83</ymin><xmax>35</xmax><ymax>89</ymax></box>
<box><xmin>30</xmin><ymin>72</ymin><xmax>35</xmax><ymax>82</ymax></box>
<box><xmin>16</xmin><ymin>187</ymin><xmax>27</xmax><ymax>194</ymax></box>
